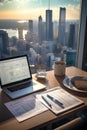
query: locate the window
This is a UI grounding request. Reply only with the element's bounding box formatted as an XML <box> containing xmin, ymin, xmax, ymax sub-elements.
<box><xmin>0</xmin><ymin>0</ymin><xmax>81</xmax><ymax>73</ymax></box>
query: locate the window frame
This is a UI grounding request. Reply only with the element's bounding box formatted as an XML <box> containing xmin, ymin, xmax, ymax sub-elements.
<box><xmin>77</xmin><ymin>0</ymin><xmax>87</xmax><ymax>70</ymax></box>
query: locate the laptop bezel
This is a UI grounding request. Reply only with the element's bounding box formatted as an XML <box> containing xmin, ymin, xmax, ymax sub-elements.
<box><xmin>0</xmin><ymin>55</ymin><xmax>32</xmax><ymax>88</ymax></box>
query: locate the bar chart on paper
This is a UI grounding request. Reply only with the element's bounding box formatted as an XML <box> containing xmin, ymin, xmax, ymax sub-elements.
<box><xmin>37</xmin><ymin>87</ymin><xmax>84</xmax><ymax>115</ymax></box>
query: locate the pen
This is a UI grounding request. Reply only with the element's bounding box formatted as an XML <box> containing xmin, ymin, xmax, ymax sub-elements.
<box><xmin>47</xmin><ymin>94</ymin><xmax>64</xmax><ymax>108</ymax></box>
<box><xmin>42</xmin><ymin>95</ymin><xmax>52</xmax><ymax>108</ymax></box>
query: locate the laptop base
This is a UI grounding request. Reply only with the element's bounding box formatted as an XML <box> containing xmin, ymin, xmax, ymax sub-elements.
<box><xmin>3</xmin><ymin>80</ymin><xmax>46</xmax><ymax>99</ymax></box>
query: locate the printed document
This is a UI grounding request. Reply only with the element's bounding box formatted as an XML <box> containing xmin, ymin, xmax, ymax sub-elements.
<box><xmin>5</xmin><ymin>95</ymin><xmax>48</xmax><ymax>122</ymax></box>
<box><xmin>36</xmin><ymin>87</ymin><xmax>84</xmax><ymax>115</ymax></box>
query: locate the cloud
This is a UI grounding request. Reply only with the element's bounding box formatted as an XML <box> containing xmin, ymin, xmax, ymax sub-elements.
<box><xmin>0</xmin><ymin>0</ymin><xmax>13</xmax><ymax>7</ymax></box>
<box><xmin>73</xmin><ymin>0</ymin><xmax>80</xmax><ymax>2</ymax></box>
<box><xmin>0</xmin><ymin>0</ymin><xmax>4</xmax><ymax>2</ymax></box>
<box><xmin>0</xmin><ymin>0</ymin><xmax>12</xmax><ymax>3</ymax></box>
<box><xmin>0</xmin><ymin>0</ymin><xmax>4</xmax><ymax>6</ymax></box>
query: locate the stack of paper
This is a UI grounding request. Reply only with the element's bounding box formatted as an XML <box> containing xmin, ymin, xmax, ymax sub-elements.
<box><xmin>4</xmin><ymin>87</ymin><xmax>84</xmax><ymax>122</ymax></box>
<box><xmin>5</xmin><ymin>95</ymin><xmax>48</xmax><ymax>122</ymax></box>
<box><xmin>36</xmin><ymin>87</ymin><xmax>84</xmax><ymax>115</ymax></box>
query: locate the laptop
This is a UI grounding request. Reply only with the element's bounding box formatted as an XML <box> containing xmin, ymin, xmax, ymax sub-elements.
<box><xmin>0</xmin><ymin>55</ymin><xmax>46</xmax><ymax>99</ymax></box>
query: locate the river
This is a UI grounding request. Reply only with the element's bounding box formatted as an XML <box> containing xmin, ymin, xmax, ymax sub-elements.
<box><xmin>0</xmin><ymin>29</ymin><xmax>28</xmax><ymax>39</ymax></box>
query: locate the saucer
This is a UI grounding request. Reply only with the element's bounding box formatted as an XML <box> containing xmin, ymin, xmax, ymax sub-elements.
<box><xmin>63</xmin><ymin>76</ymin><xmax>87</xmax><ymax>93</ymax></box>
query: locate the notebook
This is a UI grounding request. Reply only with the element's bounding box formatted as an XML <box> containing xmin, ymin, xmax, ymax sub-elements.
<box><xmin>0</xmin><ymin>55</ymin><xmax>46</xmax><ymax>99</ymax></box>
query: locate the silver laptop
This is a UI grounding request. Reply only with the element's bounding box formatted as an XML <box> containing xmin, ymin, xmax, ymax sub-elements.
<box><xmin>0</xmin><ymin>55</ymin><xmax>46</xmax><ymax>99</ymax></box>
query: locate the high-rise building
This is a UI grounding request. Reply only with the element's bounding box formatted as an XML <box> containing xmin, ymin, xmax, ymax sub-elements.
<box><xmin>42</xmin><ymin>22</ymin><xmax>46</xmax><ymax>41</ymax></box>
<box><xmin>68</xmin><ymin>24</ymin><xmax>75</xmax><ymax>49</ymax></box>
<box><xmin>58</xmin><ymin>7</ymin><xmax>66</xmax><ymax>45</ymax></box>
<box><xmin>46</xmin><ymin>9</ymin><xmax>53</xmax><ymax>41</ymax></box>
<box><xmin>29</xmin><ymin>20</ymin><xmax>33</xmax><ymax>34</ymax></box>
<box><xmin>66</xmin><ymin>49</ymin><xmax>76</xmax><ymax>66</ymax></box>
<box><xmin>18</xmin><ymin>27</ymin><xmax>23</xmax><ymax>39</ymax></box>
<box><xmin>38</xmin><ymin>16</ymin><xmax>43</xmax><ymax>43</ymax></box>
<box><xmin>0</xmin><ymin>30</ymin><xmax>9</xmax><ymax>58</ymax></box>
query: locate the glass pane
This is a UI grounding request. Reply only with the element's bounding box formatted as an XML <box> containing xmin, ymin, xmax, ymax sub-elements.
<box><xmin>0</xmin><ymin>0</ymin><xmax>81</xmax><ymax>73</ymax></box>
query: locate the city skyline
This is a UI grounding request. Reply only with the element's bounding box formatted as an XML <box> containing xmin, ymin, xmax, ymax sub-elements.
<box><xmin>0</xmin><ymin>0</ymin><xmax>81</xmax><ymax>20</ymax></box>
<box><xmin>0</xmin><ymin>4</ymin><xmax>79</xmax><ymax>69</ymax></box>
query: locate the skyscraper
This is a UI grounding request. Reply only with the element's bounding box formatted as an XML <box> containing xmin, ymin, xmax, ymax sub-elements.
<box><xmin>66</xmin><ymin>49</ymin><xmax>76</xmax><ymax>66</ymax></box>
<box><xmin>0</xmin><ymin>30</ymin><xmax>9</xmax><ymax>58</ymax></box>
<box><xmin>46</xmin><ymin>9</ymin><xmax>53</xmax><ymax>41</ymax></box>
<box><xmin>38</xmin><ymin>16</ymin><xmax>43</xmax><ymax>43</ymax></box>
<box><xmin>58</xmin><ymin>7</ymin><xmax>66</xmax><ymax>45</ymax></box>
<box><xmin>68</xmin><ymin>24</ymin><xmax>75</xmax><ymax>49</ymax></box>
<box><xmin>42</xmin><ymin>22</ymin><xmax>46</xmax><ymax>41</ymax></box>
<box><xmin>18</xmin><ymin>27</ymin><xmax>23</xmax><ymax>39</ymax></box>
<box><xmin>29</xmin><ymin>20</ymin><xmax>33</xmax><ymax>34</ymax></box>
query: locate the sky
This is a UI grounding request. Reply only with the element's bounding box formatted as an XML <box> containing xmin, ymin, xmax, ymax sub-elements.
<box><xmin>0</xmin><ymin>0</ymin><xmax>81</xmax><ymax>20</ymax></box>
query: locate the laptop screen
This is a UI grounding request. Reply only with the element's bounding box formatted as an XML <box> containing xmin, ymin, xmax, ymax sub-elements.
<box><xmin>0</xmin><ymin>55</ymin><xmax>32</xmax><ymax>87</ymax></box>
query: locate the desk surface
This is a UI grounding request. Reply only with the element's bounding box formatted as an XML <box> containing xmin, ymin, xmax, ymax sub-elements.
<box><xmin>0</xmin><ymin>66</ymin><xmax>87</xmax><ymax>130</ymax></box>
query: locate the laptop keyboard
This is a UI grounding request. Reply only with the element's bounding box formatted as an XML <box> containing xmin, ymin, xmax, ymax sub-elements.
<box><xmin>7</xmin><ymin>82</ymin><xmax>35</xmax><ymax>92</ymax></box>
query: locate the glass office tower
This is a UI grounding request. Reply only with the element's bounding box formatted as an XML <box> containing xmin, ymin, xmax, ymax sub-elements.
<box><xmin>68</xmin><ymin>24</ymin><xmax>75</xmax><ymax>49</ymax></box>
<box><xmin>0</xmin><ymin>30</ymin><xmax>9</xmax><ymax>59</ymax></box>
<box><xmin>38</xmin><ymin>16</ymin><xmax>43</xmax><ymax>43</ymax></box>
<box><xmin>58</xmin><ymin>7</ymin><xmax>66</xmax><ymax>45</ymax></box>
<box><xmin>18</xmin><ymin>27</ymin><xmax>23</xmax><ymax>40</ymax></box>
<box><xmin>28</xmin><ymin>20</ymin><xmax>33</xmax><ymax>34</ymax></box>
<box><xmin>46</xmin><ymin>10</ymin><xmax>53</xmax><ymax>41</ymax></box>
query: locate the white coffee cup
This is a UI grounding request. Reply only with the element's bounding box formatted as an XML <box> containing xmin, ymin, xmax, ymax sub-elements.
<box><xmin>54</xmin><ymin>61</ymin><xmax>66</xmax><ymax>76</ymax></box>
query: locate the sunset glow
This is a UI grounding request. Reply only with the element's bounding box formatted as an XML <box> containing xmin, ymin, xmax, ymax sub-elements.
<box><xmin>0</xmin><ymin>0</ymin><xmax>81</xmax><ymax>20</ymax></box>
